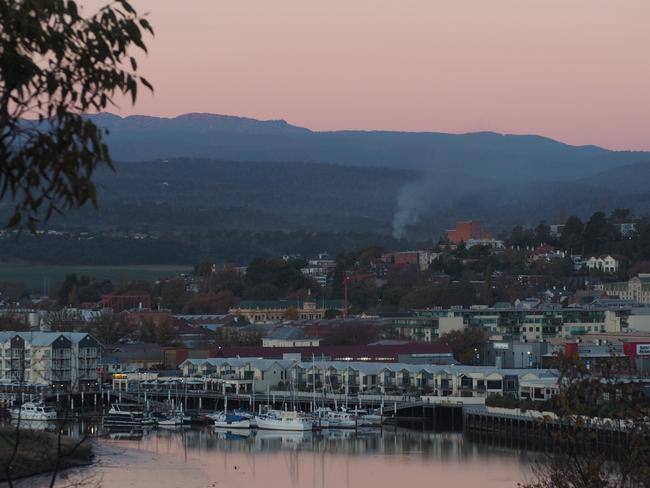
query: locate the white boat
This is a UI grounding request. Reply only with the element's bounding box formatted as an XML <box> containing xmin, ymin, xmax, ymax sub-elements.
<box><xmin>212</xmin><ymin>412</ymin><xmax>251</xmax><ymax>429</ymax></box>
<box><xmin>326</xmin><ymin>410</ymin><xmax>357</xmax><ymax>429</ymax></box>
<box><xmin>357</xmin><ymin>413</ymin><xmax>383</xmax><ymax>427</ymax></box>
<box><xmin>157</xmin><ymin>413</ymin><xmax>184</xmax><ymax>427</ymax></box>
<box><xmin>315</xmin><ymin>407</ymin><xmax>356</xmax><ymax>429</ymax></box>
<box><xmin>10</xmin><ymin>402</ymin><xmax>57</xmax><ymax>421</ymax></box>
<box><xmin>104</xmin><ymin>404</ymin><xmax>147</xmax><ymax>427</ymax></box>
<box><xmin>256</xmin><ymin>410</ymin><xmax>313</xmax><ymax>431</ymax></box>
<box><xmin>348</xmin><ymin>408</ymin><xmax>383</xmax><ymax>427</ymax></box>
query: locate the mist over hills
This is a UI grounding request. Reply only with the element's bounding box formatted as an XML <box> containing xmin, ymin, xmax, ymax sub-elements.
<box><xmin>35</xmin><ymin>157</ymin><xmax>650</xmax><ymax>242</ymax></box>
<box><xmin>92</xmin><ymin>113</ymin><xmax>648</xmax><ymax>182</ymax></box>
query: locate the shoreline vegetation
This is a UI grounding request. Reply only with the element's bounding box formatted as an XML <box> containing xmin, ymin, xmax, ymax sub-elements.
<box><xmin>0</xmin><ymin>428</ymin><xmax>93</xmax><ymax>482</ymax></box>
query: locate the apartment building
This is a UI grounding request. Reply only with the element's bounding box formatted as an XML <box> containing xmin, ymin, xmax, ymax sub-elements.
<box><xmin>178</xmin><ymin>356</ymin><xmax>558</xmax><ymax>400</ymax></box>
<box><xmin>411</xmin><ymin>306</ymin><xmax>629</xmax><ymax>341</ymax></box>
<box><xmin>391</xmin><ymin>315</ymin><xmax>464</xmax><ymax>342</ymax></box>
<box><xmin>0</xmin><ymin>332</ymin><xmax>100</xmax><ymax>387</ymax></box>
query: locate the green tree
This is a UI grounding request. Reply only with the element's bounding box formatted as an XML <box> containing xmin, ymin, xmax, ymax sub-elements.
<box><xmin>610</xmin><ymin>207</ymin><xmax>632</xmax><ymax>221</ymax></box>
<box><xmin>583</xmin><ymin>211</ymin><xmax>617</xmax><ymax>254</ymax></box>
<box><xmin>560</xmin><ymin>216</ymin><xmax>584</xmax><ymax>253</ymax></box>
<box><xmin>0</xmin><ymin>0</ymin><xmax>153</xmax><ymax>229</ymax></box>
<box><xmin>244</xmin><ymin>283</ymin><xmax>282</xmax><ymax>300</ymax></box>
<box><xmin>182</xmin><ymin>290</ymin><xmax>238</xmax><ymax>314</ymax></box>
<box><xmin>156</xmin><ymin>318</ymin><xmax>178</xmax><ymax>346</ymax></box>
<box><xmin>439</xmin><ymin>327</ymin><xmax>487</xmax><ymax>365</ymax></box>
<box><xmin>534</xmin><ymin>221</ymin><xmax>551</xmax><ymax>245</ymax></box>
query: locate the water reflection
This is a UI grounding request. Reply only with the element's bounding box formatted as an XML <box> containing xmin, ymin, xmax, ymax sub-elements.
<box><xmin>22</xmin><ymin>426</ymin><xmax>534</xmax><ymax>488</ymax></box>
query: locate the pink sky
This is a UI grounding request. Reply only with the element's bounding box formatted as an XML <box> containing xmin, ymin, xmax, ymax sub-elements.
<box><xmin>82</xmin><ymin>0</ymin><xmax>650</xmax><ymax>150</ymax></box>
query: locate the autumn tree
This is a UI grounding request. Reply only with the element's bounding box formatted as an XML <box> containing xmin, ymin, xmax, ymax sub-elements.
<box><xmin>283</xmin><ymin>306</ymin><xmax>299</xmax><ymax>321</ymax></box>
<box><xmin>0</xmin><ymin>315</ymin><xmax>30</xmax><ymax>331</ymax></box>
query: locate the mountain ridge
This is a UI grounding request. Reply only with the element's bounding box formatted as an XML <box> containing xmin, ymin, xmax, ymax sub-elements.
<box><xmin>89</xmin><ymin>112</ymin><xmax>649</xmax><ymax>182</ymax></box>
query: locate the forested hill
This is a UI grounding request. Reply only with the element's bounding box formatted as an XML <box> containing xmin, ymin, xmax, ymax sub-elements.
<box><xmin>90</xmin><ymin>113</ymin><xmax>648</xmax><ymax>182</ymax></box>
<box><xmin>32</xmin><ymin>158</ymin><xmax>650</xmax><ymax>239</ymax></box>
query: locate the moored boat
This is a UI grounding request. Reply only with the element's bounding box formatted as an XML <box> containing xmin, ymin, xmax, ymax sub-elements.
<box><xmin>157</xmin><ymin>413</ymin><xmax>184</xmax><ymax>427</ymax></box>
<box><xmin>10</xmin><ymin>401</ymin><xmax>57</xmax><ymax>421</ymax></box>
<box><xmin>104</xmin><ymin>403</ymin><xmax>148</xmax><ymax>427</ymax></box>
<box><xmin>212</xmin><ymin>412</ymin><xmax>250</xmax><ymax>429</ymax></box>
<box><xmin>256</xmin><ymin>410</ymin><xmax>313</xmax><ymax>431</ymax></box>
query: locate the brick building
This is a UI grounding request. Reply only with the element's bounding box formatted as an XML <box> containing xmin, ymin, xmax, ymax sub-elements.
<box><xmin>446</xmin><ymin>221</ymin><xmax>493</xmax><ymax>244</ymax></box>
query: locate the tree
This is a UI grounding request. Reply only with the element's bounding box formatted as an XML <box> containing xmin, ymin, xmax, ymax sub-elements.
<box><xmin>0</xmin><ymin>315</ymin><xmax>29</xmax><ymax>331</ymax></box>
<box><xmin>89</xmin><ymin>313</ymin><xmax>129</xmax><ymax>344</ymax></box>
<box><xmin>283</xmin><ymin>306</ymin><xmax>299</xmax><ymax>321</ymax></box>
<box><xmin>182</xmin><ymin>290</ymin><xmax>238</xmax><ymax>314</ymax></box>
<box><xmin>399</xmin><ymin>282</ymin><xmax>475</xmax><ymax>310</ymax></box>
<box><xmin>156</xmin><ymin>318</ymin><xmax>178</xmax><ymax>346</ymax></box>
<box><xmin>158</xmin><ymin>278</ymin><xmax>188</xmax><ymax>311</ymax></box>
<box><xmin>583</xmin><ymin>211</ymin><xmax>617</xmax><ymax>254</ymax></box>
<box><xmin>560</xmin><ymin>216</ymin><xmax>584</xmax><ymax>253</ymax></box>
<box><xmin>521</xmin><ymin>353</ymin><xmax>650</xmax><ymax>488</ymax></box>
<box><xmin>534</xmin><ymin>221</ymin><xmax>551</xmax><ymax>246</ymax></box>
<box><xmin>610</xmin><ymin>207</ymin><xmax>632</xmax><ymax>221</ymax></box>
<box><xmin>439</xmin><ymin>328</ymin><xmax>487</xmax><ymax>365</ymax></box>
<box><xmin>0</xmin><ymin>0</ymin><xmax>153</xmax><ymax>230</ymax></box>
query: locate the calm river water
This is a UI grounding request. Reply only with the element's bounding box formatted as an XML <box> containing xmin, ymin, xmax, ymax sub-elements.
<box><xmin>21</xmin><ymin>427</ymin><xmax>535</xmax><ymax>488</ymax></box>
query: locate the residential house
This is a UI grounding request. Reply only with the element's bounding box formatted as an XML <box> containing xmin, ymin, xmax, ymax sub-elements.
<box><xmin>585</xmin><ymin>255</ymin><xmax>621</xmax><ymax>273</ymax></box>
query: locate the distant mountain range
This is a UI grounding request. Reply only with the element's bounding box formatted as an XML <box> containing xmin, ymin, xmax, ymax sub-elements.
<box><xmin>8</xmin><ymin>113</ymin><xmax>647</xmax><ymax>244</ymax></box>
<box><xmin>90</xmin><ymin>113</ymin><xmax>649</xmax><ymax>182</ymax></box>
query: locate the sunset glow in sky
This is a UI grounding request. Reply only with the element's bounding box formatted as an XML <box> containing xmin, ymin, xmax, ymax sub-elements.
<box><xmin>82</xmin><ymin>0</ymin><xmax>650</xmax><ymax>150</ymax></box>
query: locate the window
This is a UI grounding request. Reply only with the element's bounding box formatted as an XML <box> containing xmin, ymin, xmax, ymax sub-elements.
<box><xmin>487</xmin><ymin>380</ymin><xmax>502</xmax><ymax>390</ymax></box>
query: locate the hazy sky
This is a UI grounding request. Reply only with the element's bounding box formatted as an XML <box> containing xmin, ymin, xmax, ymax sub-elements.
<box><xmin>82</xmin><ymin>0</ymin><xmax>650</xmax><ymax>150</ymax></box>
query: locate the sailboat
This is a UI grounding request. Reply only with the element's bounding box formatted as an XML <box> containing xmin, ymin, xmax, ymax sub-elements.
<box><xmin>256</xmin><ymin>409</ymin><xmax>313</xmax><ymax>431</ymax></box>
<box><xmin>208</xmin><ymin>396</ymin><xmax>251</xmax><ymax>429</ymax></box>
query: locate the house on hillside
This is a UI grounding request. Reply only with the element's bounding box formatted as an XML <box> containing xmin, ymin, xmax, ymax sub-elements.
<box><xmin>585</xmin><ymin>255</ymin><xmax>622</xmax><ymax>274</ymax></box>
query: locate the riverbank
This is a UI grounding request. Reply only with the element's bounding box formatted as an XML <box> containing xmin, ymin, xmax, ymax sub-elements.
<box><xmin>0</xmin><ymin>428</ymin><xmax>93</xmax><ymax>482</ymax></box>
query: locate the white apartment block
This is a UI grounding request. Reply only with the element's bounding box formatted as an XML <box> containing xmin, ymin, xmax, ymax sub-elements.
<box><xmin>0</xmin><ymin>332</ymin><xmax>100</xmax><ymax>387</ymax></box>
<box><xmin>178</xmin><ymin>356</ymin><xmax>559</xmax><ymax>400</ymax></box>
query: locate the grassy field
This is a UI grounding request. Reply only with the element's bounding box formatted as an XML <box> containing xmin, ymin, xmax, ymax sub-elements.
<box><xmin>0</xmin><ymin>263</ymin><xmax>192</xmax><ymax>291</ymax></box>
